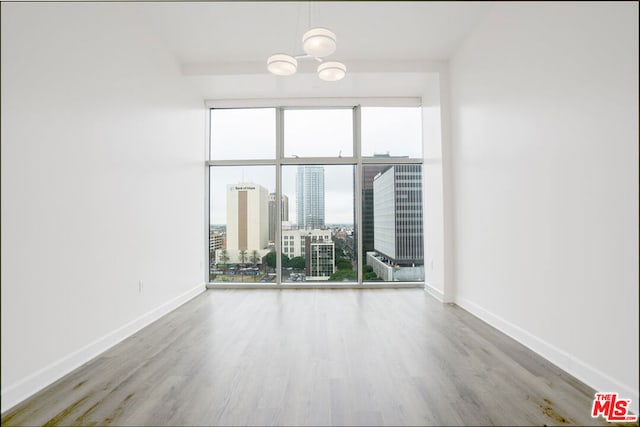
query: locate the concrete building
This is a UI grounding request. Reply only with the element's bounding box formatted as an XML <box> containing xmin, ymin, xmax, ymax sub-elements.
<box><xmin>296</xmin><ymin>166</ymin><xmax>325</xmax><ymax>229</ymax></box>
<box><xmin>268</xmin><ymin>193</ymin><xmax>289</xmax><ymax>242</ymax></box>
<box><xmin>362</xmin><ymin>155</ymin><xmax>410</xmax><ymax>255</ymax></box>
<box><xmin>281</xmin><ymin>228</ymin><xmax>335</xmax><ymax>280</ymax></box>
<box><xmin>363</xmin><ymin>164</ymin><xmax>392</xmax><ymax>255</ymax></box>
<box><xmin>226</xmin><ymin>182</ymin><xmax>269</xmax><ymax>251</ymax></box>
<box><xmin>209</xmin><ymin>230</ymin><xmax>223</xmax><ymax>253</ymax></box>
<box><xmin>366</xmin><ymin>251</ymin><xmax>424</xmax><ymax>282</ymax></box>
<box><xmin>305</xmin><ymin>236</ymin><xmax>335</xmax><ymax>280</ymax></box>
<box><xmin>373</xmin><ymin>165</ymin><xmax>423</xmax><ymax>266</ymax></box>
<box><xmin>281</xmin><ymin>228</ymin><xmax>332</xmax><ymax>259</ymax></box>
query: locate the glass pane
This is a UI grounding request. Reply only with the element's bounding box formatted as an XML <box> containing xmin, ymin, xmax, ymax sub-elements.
<box><xmin>363</xmin><ymin>164</ymin><xmax>424</xmax><ymax>282</ymax></box>
<box><xmin>209</xmin><ymin>166</ymin><xmax>275</xmax><ymax>283</ymax></box>
<box><xmin>281</xmin><ymin>165</ymin><xmax>356</xmax><ymax>283</ymax></box>
<box><xmin>210</xmin><ymin>108</ymin><xmax>275</xmax><ymax>160</ymax></box>
<box><xmin>284</xmin><ymin>109</ymin><xmax>353</xmax><ymax>158</ymax></box>
<box><xmin>361</xmin><ymin>107</ymin><xmax>422</xmax><ymax>158</ymax></box>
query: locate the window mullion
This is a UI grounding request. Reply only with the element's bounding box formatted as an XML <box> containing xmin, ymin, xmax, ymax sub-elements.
<box><xmin>354</xmin><ymin>106</ymin><xmax>363</xmax><ymax>285</ymax></box>
<box><xmin>276</xmin><ymin>107</ymin><xmax>284</xmax><ymax>285</ymax></box>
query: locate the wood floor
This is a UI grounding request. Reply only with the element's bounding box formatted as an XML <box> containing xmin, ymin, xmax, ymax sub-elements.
<box><xmin>2</xmin><ymin>289</ymin><xmax>615</xmax><ymax>426</ymax></box>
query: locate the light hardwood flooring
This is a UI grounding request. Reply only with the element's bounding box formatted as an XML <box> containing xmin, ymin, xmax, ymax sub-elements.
<box><xmin>2</xmin><ymin>289</ymin><xmax>618</xmax><ymax>426</ymax></box>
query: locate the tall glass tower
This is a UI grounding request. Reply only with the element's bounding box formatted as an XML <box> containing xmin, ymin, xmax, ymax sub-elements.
<box><xmin>296</xmin><ymin>166</ymin><xmax>325</xmax><ymax>229</ymax></box>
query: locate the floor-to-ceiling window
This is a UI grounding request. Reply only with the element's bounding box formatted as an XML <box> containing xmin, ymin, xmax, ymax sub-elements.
<box><xmin>207</xmin><ymin>100</ymin><xmax>424</xmax><ymax>286</ymax></box>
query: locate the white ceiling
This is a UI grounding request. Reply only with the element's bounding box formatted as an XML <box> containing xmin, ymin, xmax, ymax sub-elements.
<box><xmin>137</xmin><ymin>1</ymin><xmax>493</xmax><ymax>68</ymax></box>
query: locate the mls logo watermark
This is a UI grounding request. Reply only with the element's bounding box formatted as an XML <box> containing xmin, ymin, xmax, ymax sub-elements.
<box><xmin>591</xmin><ymin>392</ymin><xmax>637</xmax><ymax>422</ymax></box>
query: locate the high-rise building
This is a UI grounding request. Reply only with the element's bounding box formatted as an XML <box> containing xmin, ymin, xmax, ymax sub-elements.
<box><xmin>268</xmin><ymin>193</ymin><xmax>289</xmax><ymax>242</ymax></box>
<box><xmin>372</xmin><ymin>165</ymin><xmax>423</xmax><ymax>265</ymax></box>
<box><xmin>226</xmin><ymin>182</ymin><xmax>269</xmax><ymax>251</ymax></box>
<box><xmin>362</xmin><ymin>155</ymin><xmax>410</xmax><ymax>256</ymax></box>
<box><xmin>363</xmin><ymin>164</ymin><xmax>393</xmax><ymax>255</ymax></box>
<box><xmin>296</xmin><ymin>166</ymin><xmax>325</xmax><ymax>229</ymax></box>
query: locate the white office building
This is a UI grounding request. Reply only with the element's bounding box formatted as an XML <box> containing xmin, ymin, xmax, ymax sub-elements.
<box><xmin>281</xmin><ymin>229</ymin><xmax>332</xmax><ymax>259</ymax></box>
<box><xmin>373</xmin><ymin>165</ymin><xmax>423</xmax><ymax>265</ymax></box>
<box><xmin>226</xmin><ymin>182</ymin><xmax>269</xmax><ymax>251</ymax></box>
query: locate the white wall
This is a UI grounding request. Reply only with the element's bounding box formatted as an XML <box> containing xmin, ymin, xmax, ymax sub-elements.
<box><xmin>422</xmin><ymin>73</ymin><xmax>448</xmax><ymax>301</ymax></box>
<box><xmin>1</xmin><ymin>3</ymin><xmax>205</xmax><ymax>412</ymax></box>
<box><xmin>450</xmin><ymin>2</ymin><xmax>638</xmax><ymax>411</ymax></box>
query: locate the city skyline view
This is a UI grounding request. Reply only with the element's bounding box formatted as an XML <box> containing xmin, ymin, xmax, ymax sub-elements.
<box><xmin>209</xmin><ymin>161</ymin><xmax>424</xmax><ymax>282</ymax></box>
<box><xmin>210</xmin><ymin>165</ymin><xmax>355</xmax><ymax>226</ymax></box>
<box><xmin>209</xmin><ymin>106</ymin><xmax>423</xmax><ymax>227</ymax></box>
<box><xmin>208</xmin><ymin>105</ymin><xmax>423</xmax><ymax>283</ymax></box>
<box><xmin>210</xmin><ymin>165</ymin><xmax>348</xmax><ymax>282</ymax></box>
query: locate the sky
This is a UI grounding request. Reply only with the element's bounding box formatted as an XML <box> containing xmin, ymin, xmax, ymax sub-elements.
<box><xmin>209</xmin><ymin>107</ymin><xmax>422</xmax><ymax>225</ymax></box>
<box><xmin>209</xmin><ymin>165</ymin><xmax>354</xmax><ymax>225</ymax></box>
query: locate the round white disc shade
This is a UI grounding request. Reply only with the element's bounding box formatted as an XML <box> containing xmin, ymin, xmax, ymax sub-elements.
<box><xmin>302</xmin><ymin>27</ymin><xmax>337</xmax><ymax>58</ymax></box>
<box><xmin>317</xmin><ymin>61</ymin><xmax>346</xmax><ymax>81</ymax></box>
<box><xmin>267</xmin><ymin>54</ymin><xmax>297</xmax><ymax>76</ymax></box>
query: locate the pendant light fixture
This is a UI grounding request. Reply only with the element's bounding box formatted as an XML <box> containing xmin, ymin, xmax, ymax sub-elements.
<box><xmin>266</xmin><ymin>5</ymin><xmax>346</xmax><ymax>81</ymax></box>
<box><xmin>302</xmin><ymin>27</ymin><xmax>337</xmax><ymax>58</ymax></box>
<box><xmin>267</xmin><ymin>54</ymin><xmax>298</xmax><ymax>76</ymax></box>
<box><xmin>317</xmin><ymin>61</ymin><xmax>346</xmax><ymax>82</ymax></box>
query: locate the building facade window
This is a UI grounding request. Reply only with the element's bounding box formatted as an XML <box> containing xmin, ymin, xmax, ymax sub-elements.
<box><xmin>207</xmin><ymin>101</ymin><xmax>423</xmax><ymax>286</ymax></box>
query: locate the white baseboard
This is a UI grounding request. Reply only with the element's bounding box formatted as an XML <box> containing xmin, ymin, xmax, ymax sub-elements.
<box><xmin>1</xmin><ymin>283</ymin><xmax>205</xmax><ymax>414</ymax></box>
<box><xmin>424</xmin><ymin>282</ymin><xmax>445</xmax><ymax>302</ymax></box>
<box><xmin>455</xmin><ymin>296</ymin><xmax>639</xmax><ymax>415</ymax></box>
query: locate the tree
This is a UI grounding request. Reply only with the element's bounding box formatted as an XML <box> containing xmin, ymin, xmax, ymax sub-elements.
<box><xmin>219</xmin><ymin>249</ymin><xmax>229</xmax><ymax>268</ymax></box>
<box><xmin>329</xmin><ymin>253</ymin><xmax>355</xmax><ymax>281</ymax></box>
<box><xmin>265</xmin><ymin>251</ymin><xmax>276</xmax><ymax>268</ymax></box>
<box><xmin>239</xmin><ymin>249</ymin><xmax>247</xmax><ymax>264</ymax></box>
<box><xmin>265</xmin><ymin>251</ymin><xmax>277</xmax><ymax>268</ymax></box>
<box><xmin>329</xmin><ymin>269</ymin><xmax>357</xmax><ymax>281</ymax></box>
<box><xmin>289</xmin><ymin>256</ymin><xmax>306</xmax><ymax>270</ymax></box>
<box><xmin>265</xmin><ymin>251</ymin><xmax>290</xmax><ymax>269</ymax></box>
<box><xmin>365</xmin><ymin>271</ymin><xmax>381</xmax><ymax>280</ymax></box>
<box><xmin>250</xmin><ymin>250</ymin><xmax>260</xmax><ymax>266</ymax></box>
<box><xmin>362</xmin><ymin>264</ymin><xmax>380</xmax><ymax>280</ymax></box>
<box><xmin>336</xmin><ymin>257</ymin><xmax>352</xmax><ymax>270</ymax></box>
